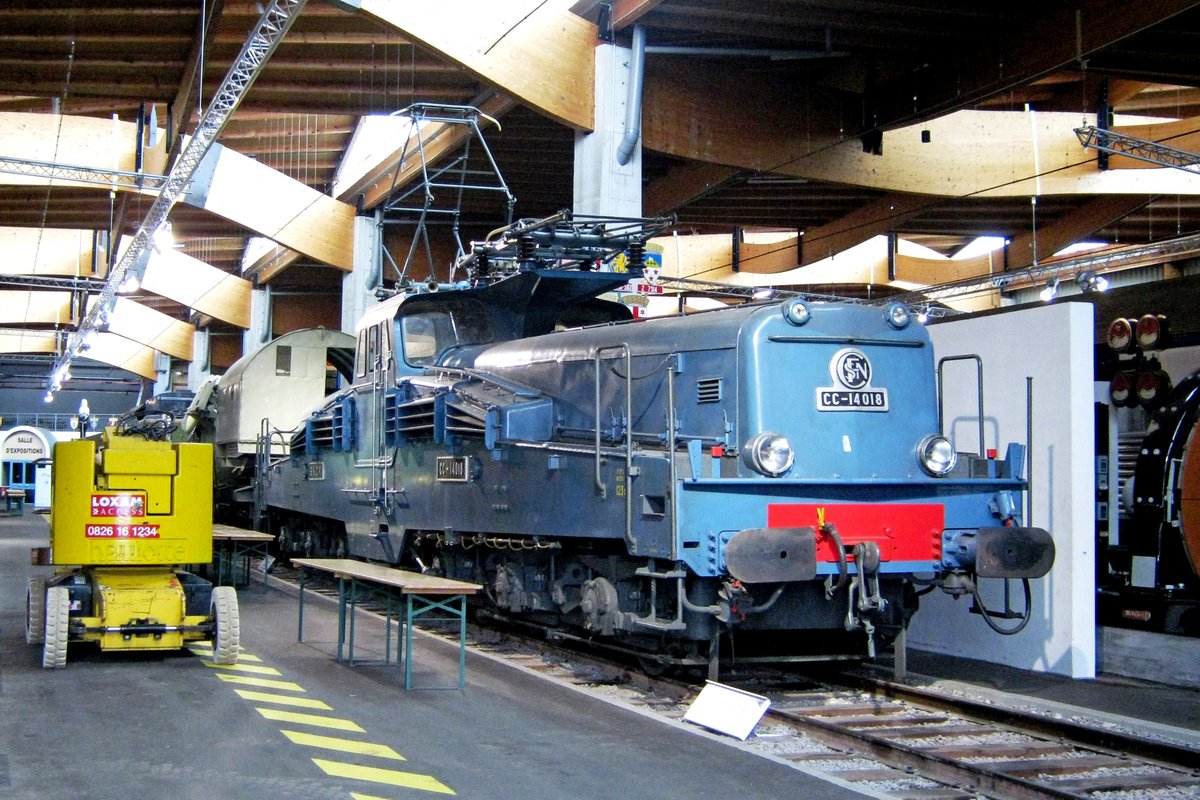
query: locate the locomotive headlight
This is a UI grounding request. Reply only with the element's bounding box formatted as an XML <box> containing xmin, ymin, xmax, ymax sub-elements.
<box><xmin>782</xmin><ymin>298</ymin><xmax>811</xmax><ymax>326</ymax></box>
<box><xmin>744</xmin><ymin>432</ymin><xmax>794</xmax><ymax>477</ymax></box>
<box><xmin>916</xmin><ymin>434</ymin><xmax>957</xmax><ymax>477</ymax></box>
<box><xmin>884</xmin><ymin>303</ymin><xmax>911</xmax><ymax>329</ymax></box>
<box><xmin>1107</xmin><ymin>317</ymin><xmax>1136</xmax><ymax>353</ymax></box>
<box><xmin>1135</xmin><ymin>313</ymin><xmax>1169</xmax><ymax>351</ymax></box>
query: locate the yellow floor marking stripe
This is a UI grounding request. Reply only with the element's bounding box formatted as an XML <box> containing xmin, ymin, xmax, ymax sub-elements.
<box><xmin>279</xmin><ymin>730</ymin><xmax>406</xmax><ymax>761</ymax></box>
<box><xmin>256</xmin><ymin>708</ymin><xmax>364</xmax><ymax>732</ymax></box>
<box><xmin>188</xmin><ymin>643</ymin><xmax>264</xmax><ymax>662</ymax></box>
<box><xmin>312</xmin><ymin>759</ymin><xmax>454</xmax><ymax>795</ymax></box>
<box><xmin>234</xmin><ymin>690</ymin><xmax>331</xmax><ymax>709</ymax></box>
<box><xmin>202</xmin><ymin>662</ymin><xmax>282</xmax><ymax>676</ymax></box>
<box><xmin>215</xmin><ymin>674</ymin><xmax>306</xmax><ymax>692</ymax></box>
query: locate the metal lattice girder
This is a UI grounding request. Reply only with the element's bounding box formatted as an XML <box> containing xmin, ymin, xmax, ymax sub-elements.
<box><xmin>0</xmin><ymin>155</ymin><xmax>168</xmax><ymax>191</ymax></box>
<box><xmin>1075</xmin><ymin>125</ymin><xmax>1200</xmax><ymax>173</ymax></box>
<box><xmin>886</xmin><ymin>231</ymin><xmax>1200</xmax><ymax>308</ymax></box>
<box><xmin>53</xmin><ymin>0</ymin><xmax>307</xmax><ymax>384</ymax></box>
<box><xmin>0</xmin><ymin>274</ymin><xmax>105</xmax><ymax>292</ymax></box>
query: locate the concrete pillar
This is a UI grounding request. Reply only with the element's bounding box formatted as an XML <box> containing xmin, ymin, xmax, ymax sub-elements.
<box><xmin>152</xmin><ymin>352</ymin><xmax>172</xmax><ymax>396</ymax></box>
<box><xmin>342</xmin><ymin>211</ymin><xmax>382</xmax><ymax>334</ymax></box>
<box><xmin>573</xmin><ymin>42</ymin><xmax>642</xmax><ymax>217</ymax></box>
<box><xmin>187</xmin><ymin>328</ymin><xmax>211</xmax><ymax>391</ymax></box>
<box><xmin>242</xmin><ymin>286</ymin><xmax>272</xmax><ymax>359</ymax></box>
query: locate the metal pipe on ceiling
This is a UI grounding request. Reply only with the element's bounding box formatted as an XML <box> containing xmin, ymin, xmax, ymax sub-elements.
<box><xmin>615</xmin><ymin>24</ymin><xmax>645</xmax><ymax>168</ymax></box>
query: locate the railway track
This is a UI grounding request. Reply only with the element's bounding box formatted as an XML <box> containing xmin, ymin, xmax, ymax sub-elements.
<box><xmin>262</xmin><ymin>562</ymin><xmax>1200</xmax><ymax>800</ymax></box>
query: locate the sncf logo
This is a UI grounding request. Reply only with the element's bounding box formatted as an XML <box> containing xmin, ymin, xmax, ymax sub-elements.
<box><xmin>834</xmin><ymin>350</ymin><xmax>871</xmax><ymax>389</ymax></box>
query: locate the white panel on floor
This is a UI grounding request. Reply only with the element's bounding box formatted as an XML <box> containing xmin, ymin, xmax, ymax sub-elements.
<box><xmin>906</xmin><ymin>301</ymin><xmax>1096</xmax><ymax>678</ymax></box>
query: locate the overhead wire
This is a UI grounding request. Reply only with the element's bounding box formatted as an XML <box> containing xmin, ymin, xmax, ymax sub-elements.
<box><xmin>33</xmin><ymin>34</ymin><xmax>76</xmax><ymax>375</ymax></box>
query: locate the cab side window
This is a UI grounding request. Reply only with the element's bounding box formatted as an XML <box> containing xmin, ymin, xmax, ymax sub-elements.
<box><xmin>401</xmin><ymin>312</ymin><xmax>453</xmax><ymax>365</ymax></box>
<box><xmin>355</xmin><ymin>329</ymin><xmax>368</xmax><ymax>378</ymax></box>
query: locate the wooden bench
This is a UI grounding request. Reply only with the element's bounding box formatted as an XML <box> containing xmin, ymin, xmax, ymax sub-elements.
<box><xmin>2</xmin><ymin>487</ymin><xmax>26</xmax><ymax>515</ymax></box>
<box><xmin>212</xmin><ymin>524</ymin><xmax>276</xmax><ymax>592</ymax></box>
<box><xmin>291</xmin><ymin>558</ymin><xmax>482</xmax><ymax>690</ymax></box>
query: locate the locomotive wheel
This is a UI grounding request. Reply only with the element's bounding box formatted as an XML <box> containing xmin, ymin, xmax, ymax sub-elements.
<box><xmin>26</xmin><ymin>576</ymin><xmax>45</xmax><ymax>645</ymax></box>
<box><xmin>42</xmin><ymin>587</ymin><xmax>70</xmax><ymax>669</ymax></box>
<box><xmin>210</xmin><ymin>586</ymin><xmax>241</xmax><ymax>665</ymax></box>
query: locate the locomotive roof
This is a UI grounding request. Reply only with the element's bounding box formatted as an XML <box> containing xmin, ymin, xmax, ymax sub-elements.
<box><xmin>364</xmin><ymin>268</ymin><xmax>636</xmax><ymax>340</ymax></box>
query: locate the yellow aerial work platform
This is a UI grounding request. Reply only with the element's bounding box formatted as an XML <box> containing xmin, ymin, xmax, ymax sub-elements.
<box><xmin>26</xmin><ymin>428</ymin><xmax>240</xmax><ymax>668</ymax></box>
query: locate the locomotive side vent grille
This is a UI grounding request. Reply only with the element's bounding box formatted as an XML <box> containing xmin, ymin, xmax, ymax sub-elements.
<box><xmin>697</xmin><ymin>378</ymin><xmax>723</xmax><ymax>404</ymax></box>
<box><xmin>307</xmin><ymin>417</ymin><xmax>334</xmax><ymax>450</ymax></box>
<box><xmin>445</xmin><ymin>399</ymin><xmax>486</xmax><ymax>438</ymax></box>
<box><xmin>392</xmin><ymin>396</ymin><xmax>436</xmax><ymax>440</ymax></box>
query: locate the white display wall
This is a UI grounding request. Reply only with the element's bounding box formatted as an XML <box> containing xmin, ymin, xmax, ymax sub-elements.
<box><xmin>906</xmin><ymin>301</ymin><xmax>1097</xmax><ymax>678</ymax></box>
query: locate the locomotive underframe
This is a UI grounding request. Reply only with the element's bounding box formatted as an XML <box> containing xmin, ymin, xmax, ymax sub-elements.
<box><xmin>264</xmin><ymin>433</ymin><xmax>1018</xmax><ymax>661</ymax></box>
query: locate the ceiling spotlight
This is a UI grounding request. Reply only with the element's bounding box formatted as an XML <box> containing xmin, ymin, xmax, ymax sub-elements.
<box><xmin>152</xmin><ymin>222</ymin><xmax>175</xmax><ymax>253</ymax></box>
<box><xmin>1039</xmin><ymin>277</ymin><xmax>1059</xmax><ymax>302</ymax></box>
<box><xmin>751</xmin><ymin>288</ymin><xmax>776</xmax><ymax>300</ymax></box>
<box><xmin>43</xmin><ymin>391</ymin><xmax>54</xmax><ymax>404</ymax></box>
<box><xmin>1076</xmin><ymin>270</ymin><xmax>1109</xmax><ymax>293</ymax></box>
<box><xmin>118</xmin><ymin>270</ymin><xmax>142</xmax><ymax>294</ymax></box>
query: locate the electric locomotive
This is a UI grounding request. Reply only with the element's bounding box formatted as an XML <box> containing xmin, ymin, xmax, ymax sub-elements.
<box><xmin>260</xmin><ymin>211</ymin><xmax>1055</xmax><ymax>668</ymax></box>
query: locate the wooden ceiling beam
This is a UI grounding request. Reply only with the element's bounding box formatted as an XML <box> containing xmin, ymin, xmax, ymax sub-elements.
<box><xmin>1003</xmin><ymin>194</ymin><xmax>1152</xmax><ymax>270</ymax></box>
<box><xmin>867</xmin><ymin>0</ymin><xmax>1200</xmax><ymax>131</ymax></box>
<box><xmin>642</xmin><ymin>161</ymin><xmax>738</xmax><ymax>217</ymax></box>
<box><xmin>0</xmin><ymin>290</ymin><xmax>72</xmax><ymax>325</ymax></box>
<box><xmin>357</xmin><ymin>0</ymin><xmax>595</xmax><ymax>130</ymax></box>
<box><xmin>197</xmin><ymin>143</ymin><xmax>355</xmax><ymax>271</ymax></box>
<box><xmin>610</xmin><ymin>0</ymin><xmax>669</xmax><ymax>29</ymax></box>
<box><xmin>0</xmin><ymin>113</ymin><xmax>356</xmax><ymax>277</ymax></box>
<box><xmin>140</xmin><ymin>248</ymin><xmax>252</xmax><ymax>329</ymax></box>
<box><xmin>0</xmin><ymin>226</ymin><xmax>103</xmax><ymax>277</ymax></box>
<box><xmin>796</xmin><ymin>193</ymin><xmax>930</xmax><ymax>268</ymax></box>
<box><xmin>169</xmin><ymin>0</ymin><xmax>225</xmax><ymax>147</ymax></box>
<box><xmin>779</xmin><ymin>109</ymin><xmax>1200</xmax><ymax>197</ymax></box>
<box><xmin>104</xmin><ymin>297</ymin><xmax>194</xmax><ymax>360</ymax></box>
<box><xmin>80</xmin><ymin>332</ymin><xmax>157</xmax><ymax>379</ymax></box>
<box><xmin>641</xmin><ymin>59</ymin><xmax>848</xmax><ymax>173</ymax></box>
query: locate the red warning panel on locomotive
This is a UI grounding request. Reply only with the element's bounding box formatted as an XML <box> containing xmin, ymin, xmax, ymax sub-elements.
<box><xmin>768</xmin><ymin>503</ymin><xmax>943</xmax><ymax>562</ymax></box>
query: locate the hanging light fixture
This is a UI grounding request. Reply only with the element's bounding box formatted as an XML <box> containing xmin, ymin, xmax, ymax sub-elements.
<box><xmin>1076</xmin><ymin>270</ymin><xmax>1109</xmax><ymax>293</ymax></box>
<box><xmin>1039</xmin><ymin>277</ymin><xmax>1059</xmax><ymax>302</ymax></box>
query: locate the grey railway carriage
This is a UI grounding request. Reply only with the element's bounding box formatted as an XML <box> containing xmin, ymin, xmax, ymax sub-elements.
<box><xmin>259</xmin><ymin>212</ymin><xmax>1055</xmax><ymax>669</ymax></box>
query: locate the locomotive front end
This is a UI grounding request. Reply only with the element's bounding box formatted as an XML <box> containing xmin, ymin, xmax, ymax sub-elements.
<box><xmin>674</xmin><ymin>299</ymin><xmax>1054</xmax><ymax>655</ymax></box>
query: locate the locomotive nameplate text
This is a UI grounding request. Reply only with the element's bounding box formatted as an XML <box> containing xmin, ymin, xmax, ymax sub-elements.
<box><xmin>817</xmin><ymin>389</ymin><xmax>888</xmax><ymax>411</ymax></box>
<box><xmin>436</xmin><ymin>456</ymin><xmax>471</xmax><ymax>482</ymax></box>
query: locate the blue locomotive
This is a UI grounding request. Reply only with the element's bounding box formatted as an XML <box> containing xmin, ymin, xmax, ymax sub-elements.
<box><xmin>258</xmin><ymin>212</ymin><xmax>1054</xmax><ymax>669</ymax></box>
